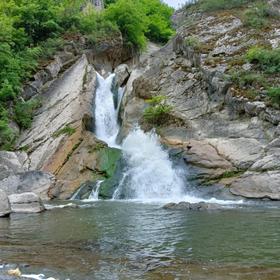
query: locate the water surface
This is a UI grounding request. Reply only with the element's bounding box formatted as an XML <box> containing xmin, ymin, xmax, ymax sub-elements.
<box><xmin>0</xmin><ymin>202</ymin><xmax>280</xmax><ymax>279</ymax></box>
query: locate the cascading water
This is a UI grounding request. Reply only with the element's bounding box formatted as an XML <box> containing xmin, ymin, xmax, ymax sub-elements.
<box><xmin>113</xmin><ymin>128</ymin><xmax>185</xmax><ymax>201</ymax></box>
<box><xmin>94</xmin><ymin>73</ymin><xmax>121</xmax><ymax>147</ymax></box>
<box><xmin>93</xmin><ymin>72</ymin><xmax>242</xmax><ymax>204</ymax></box>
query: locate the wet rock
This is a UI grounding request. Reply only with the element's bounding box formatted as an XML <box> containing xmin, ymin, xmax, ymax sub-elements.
<box><xmin>0</xmin><ymin>190</ymin><xmax>11</xmax><ymax>217</ymax></box>
<box><xmin>9</xmin><ymin>192</ymin><xmax>45</xmax><ymax>213</ymax></box>
<box><xmin>0</xmin><ymin>171</ymin><xmax>55</xmax><ymax>200</ymax></box>
<box><xmin>163</xmin><ymin>201</ymin><xmax>222</xmax><ymax>210</ymax></box>
<box><xmin>71</xmin><ymin>181</ymin><xmax>97</xmax><ymax>200</ymax></box>
<box><xmin>114</xmin><ymin>64</ymin><xmax>130</xmax><ymax>87</ymax></box>
<box><xmin>230</xmin><ymin>171</ymin><xmax>280</xmax><ymax>200</ymax></box>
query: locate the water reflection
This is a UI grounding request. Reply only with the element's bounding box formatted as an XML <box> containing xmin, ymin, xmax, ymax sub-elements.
<box><xmin>0</xmin><ymin>202</ymin><xmax>280</xmax><ymax>279</ymax></box>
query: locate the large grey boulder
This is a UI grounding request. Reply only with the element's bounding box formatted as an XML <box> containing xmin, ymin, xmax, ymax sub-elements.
<box><xmin>8</xmin><ymin>192</ymin><xmax>45</xmax><ymax>213</ymax></box>
<box><xmin>0</xmin><ymin>171</ymin><xmax>55</xmax><ymax>200</ymax></box>
<box><xmin>0</xmin><ymin>190</ymin><xmax>11</xmax><ymax>217</ymax></box>
<box><xmin>0</xmin><ymin>151</ymin><xmax>27</xmax><ymax>180</ymax></box>
<box><xmin>230</xmin><ymin>171</ymin><xmax>280</xmax><ymax>200</ymax></box>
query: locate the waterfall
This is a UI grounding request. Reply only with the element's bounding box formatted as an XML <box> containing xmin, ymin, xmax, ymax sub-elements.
<box><xmin>93</xmin><ymin>73</ymin><xmax>241</xmax><ymax>204</ymax></box>
<box><xmin>94</xmin><ymin>73</ymin><xmax>120</xmax><ymax>147</ymax></box>
<box><xmin>113</xmin><ymin>128</ymin><xmax>185</xmax><ymax>201</ymax></box>
<box><xmin>94</xmin><ymin>73</ymin><xmax>188</xmax><ymax>201</ymax></box>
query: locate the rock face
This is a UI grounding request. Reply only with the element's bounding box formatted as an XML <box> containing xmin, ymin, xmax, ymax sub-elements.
<box><xmin>0</xmin><ymin>171</ymin><xmax>55</xmax><ymax>200</ymax></box>
<box><xmin>230</xmin><ymin>172</ymin><xmax>280</xmax><ymax>200</ymax></box>
<box><xmin>118</xmin><ymin>5</ymin><xmax>280</xmax><ymax>200</ymax></box>
<box><xmin>0</xmin><ymin>190</ymin><xmax>11</xmax><ymax>217</ymax></box>
<box><xmin>8</xmin><ymin>192</ymin><xmax>45</xmax><ymax>213</ymax></box>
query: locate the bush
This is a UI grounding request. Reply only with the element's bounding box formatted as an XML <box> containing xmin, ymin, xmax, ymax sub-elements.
<box><xmin>143</xmin><ymin>96</ymin><xmax>172</xmax><ymax>126</ymax></box>
<box><xmin>185</xmin><ymin>36</ymin><xmax>201</xmax><ymax>50</ymax></box>
<box><xmin>268</xmin><ymin>87</ymin><xmax>280</xmax><ymax>105</ymax></box>
<box><xmin>52</xmin><ymin>125</ymin><xmax>76</xmax><ymax>138</ymax></box>
<box><xmin>229</xmin><ymin>70</ymin><xmax>267</xmax><ymax>87</ymax></box>
<box><xmin>246</xmin><ymin>47</ymin><xmax>280</xmax><ymax>73</ymax></box>
<box><xmin>243</xmin><ymin>3</ymin><xmax>269</xmax><ymax>29</ymax></box>
<box><xmin>14</xmin><ymin>98</ymin><xmax>42</xmax><ymax>129</ymax></box>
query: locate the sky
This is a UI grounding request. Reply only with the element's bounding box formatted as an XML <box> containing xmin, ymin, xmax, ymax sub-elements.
<box><xmin>162</xmin><ymin>0</ymin><xmax>187</xmax><ymax>9</ymax></box>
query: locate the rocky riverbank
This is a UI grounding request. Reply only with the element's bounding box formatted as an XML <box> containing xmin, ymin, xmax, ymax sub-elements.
<box><xmin>0</xmin><ymin>1</ymin><xmax>280</xmax><ymax>208</ymax></box>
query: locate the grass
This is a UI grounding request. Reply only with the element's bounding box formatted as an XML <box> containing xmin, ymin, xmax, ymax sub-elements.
<box><xmin>143</xmin><ymin>95</ymin><xmax>172</xmax><ymax>126</ymax></box>
<box><xmin>52</xmin><ymin>125</ymin><xmax>76</xmax><ymax>138</ymax></box>
<box><xmin>184</xmin><ymin>36</ymin><xmax>201</xmax><ymax>51</ymax></box>
<box><xmin>242</xmin><ymin>2</ymin><xmax>269</xmax><ymax>29</ymax></box>
<box><xmin>246</xmin><ymin>47</ymin><xmax>280</xmax><ymax>74</ymax></box>
<box><xmin>268</xmin><ymin>87</ymin><xmax>280</xmax><ymax>105</ymax></box>
<box><xmin>199</xmin><ymin>0</ymin><xmax>254</xmax><ymax>12</ymax></box>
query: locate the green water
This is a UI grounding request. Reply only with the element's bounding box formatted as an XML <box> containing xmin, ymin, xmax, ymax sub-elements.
<box><xmin>0</xmin><ymin>201</ymin><xmax>280</xmax><ymax>279</ymax></box>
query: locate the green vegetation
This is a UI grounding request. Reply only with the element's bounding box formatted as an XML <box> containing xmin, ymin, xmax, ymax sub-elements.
<box><xmin>0</xmin><ymin>0</ymin><xmax>174</xmax><ymax>150</ymax></box>
<box><xmin>14</xmin><ymin>98</ymin><xmax>42</xmax><ymax>129</ymax></box>
<box><xmin>243</xmin><ymin>2</ymin><xmax>269</xmax><ymax>29</ymax></box>
<box><xmin>184</xmin><ymin>36</ymin><xmax>201</xmax><ymax>51</ymax></box>
<box><xmin>246</xmin><ymin>47</ymin><xmax>280</xmax><ymax>74</ymax></box>
<box><xmin>143</xmin><ymin>96</ymin><xmax>173</xmax><ymax>126</ymax></box>
<box><xmin>268</xmin><ymin>87</ymin><xmax>280</xmax><ymax>105</ymax></box>
<box><xmin>229</xmin><ymin>70</ymin><xmax>267</xmax><ymax>88</ymax></box>
<box><xmin>52</xmin><ymin>125</ymin><xmax>76</xmax><ymax>138</ymax></box>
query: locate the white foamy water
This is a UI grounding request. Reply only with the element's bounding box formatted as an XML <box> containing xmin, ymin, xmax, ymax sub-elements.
<box><xmin>94</xmin><ymin>73</ymin><xmax>120</xmax><ymax>147</ymax></box>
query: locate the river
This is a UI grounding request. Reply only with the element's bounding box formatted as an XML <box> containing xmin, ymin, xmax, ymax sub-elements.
<box><xmin>0</xmin><ymin>202</ymin><xmax>280</xmax><ymax>279</ymax></box>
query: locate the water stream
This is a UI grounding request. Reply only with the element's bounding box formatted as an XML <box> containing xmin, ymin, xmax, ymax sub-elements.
<box><xmin>93</xmin><ymin>73</ymin><xmax>239</xmax><ymax>204</ymax></box>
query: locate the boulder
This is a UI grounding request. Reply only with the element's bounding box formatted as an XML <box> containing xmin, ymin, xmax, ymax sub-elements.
<box><xmin>207</xmin><ymin>138</ymin><xmax>264</xmax><ymax>169</ymax></box>
<box><xmin>0</xmin><ymin>171</ymin><xmax>55</xmax><ymax>200</ymax></box>
<box><xmin>163</xmin><ymin>201</ymin><xmax>222</xmax><ymax>210</ymax></box>
<box><xmin>230</xmin><ymin>171</ymin><xmax>280</xmax><ymax>200</ymax></box>
<box><xmin>114</xmin><ymin>64</ymin><xmax>130</xmax><ymax>87</ymax></box>
<box><xmin>8</xmin><ymin>192</ymin><xmax>45</xmax><ymax>213</ymax></box>
<box><xmin>0</xmin><ymin>190</ymin><xmax>11</xmax><ymax>217</ymax></box>
<box><xmin>0</xmin><ymin>151</ymin><xmax>27</xmax><ymax>180</ymax></box>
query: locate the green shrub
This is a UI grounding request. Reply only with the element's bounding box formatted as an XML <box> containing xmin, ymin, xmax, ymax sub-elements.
<box><xmin>0</xmin><ymin>119</ymin><xmax>16</xmax><ymax>150</ymax></box>
<box><xmin>229</xmin><ymin>70</ymin><xmax>267</xmax><ymax>87</ymax></box>
<box><xmin>52</xmin><ymin>125</ymin><xmax>76</xmax><ymax>138</ymax></box>
<box><xmin>268</xmin><ymin>87</ymin><xmax>280</xmax><ymax>105</ymax></box>
<box><xmin>14</xmin><ymin>98</ymin><xmax>42</xmax><ymax>129</ymax></box>
<box><xmin>246</xmin><ymin>47</ymin><xmax>280</xmax><ymax>73</ymax></box>
<box><xmin>243</xmin><ymin>3</ymin><xmax>269</xmax><ymax>29</ymax></box>
<box><xmin>143</xmin><ymin>96</ymin><xmax>172</xmax><ymax>126</ymax></box>
<box><xmin>185</xmin><ymin>36</ymin><xmax>201</xmax><ymax>51</ymax></box>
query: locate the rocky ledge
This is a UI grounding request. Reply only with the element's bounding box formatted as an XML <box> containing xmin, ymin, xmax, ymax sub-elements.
<box><xmin>118</xmin><ymin>3</ymin><xmax>280</xmax><ymax>201</ymax></box>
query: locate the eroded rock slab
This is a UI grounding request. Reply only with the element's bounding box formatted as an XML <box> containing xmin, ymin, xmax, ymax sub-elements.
<box><xmin>163</xmin><ymin>201</ymin><xmax>222</xmax><ymax>210</ymax></box>
<box><xmin>0</xmin><ymin>190</ymin><xmax>11</xmax><ymax>217</ymax></box>
<box><xmin>9</xmin><ymin>192</ymin><xmax>45</xmax><ymax>213</ymax></box>
<box><xmin>0</xmin><ymin>171</ymin><xmax>55</xmax><ymax>200</ymax></box>
<box><xmin>230</xmin><ymin>171</ymin><xmax>280</xmax><ymax>200</ymax></box>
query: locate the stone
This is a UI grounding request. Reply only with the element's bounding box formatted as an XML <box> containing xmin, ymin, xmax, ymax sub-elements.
<box><xmin>250</xmin><ymin>154</ymin><xmax>280</xmax><ymax>171</ymax></box>
<box><xmin>244</xmin><ymin>101</ymin><xmax>266</xmax><ymax>116</ymax></box>
<box><xmin>114</xmin><ymin>64</ymin><xmax>130</xmax><ymax>87</ymax></box>
<box><xmin>0</xmin><ymin>171</ymin><xmax>55</xmax><ymax>200</ymax></box>
<box><xmin>208</xmin><ymin>138</ymin><xmax>264</xmax><ymax>169</ymax></box>
<box><xmin>46</xmin><ymin>56</ymin><xmax>63</xmax><ymax>78</ymax></box>
<box><xmin>8</xmin><ymin>192</ymin><xmax>45</xmax><ymax>213</ymax></box>
<box><xmin>0</xmin><ymin>151</ymin><xmax>27</xmax><ymax>180</ymax></box>
<box><xmin>163</xmin><ymin>201</ymin><xmax>222</xmax><ymax>210</ymax></box>
<box><xmin>230</xmin><ymin>171</ymin><xmax>280</xmax><ymax>200</ymax></box>
<box><xmin>17</xmin><ymin>55</ymin><xmax>97</xmax><ymax>170</ymax></box>
<box><xmin>0</xmin><ymin>190</ymin><xmax>11</xmax><ymax>217</ymax></box>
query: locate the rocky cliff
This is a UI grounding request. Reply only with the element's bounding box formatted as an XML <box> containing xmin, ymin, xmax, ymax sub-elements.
<box><xmin>119</xmin><ymin>2</ymin><xmax>280</xmax><ymax>200</ymax></box>
<box><xmin>1</xmin><ymin>1</ymin><xmax>280</xmax><ymax>202</ymax></box>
